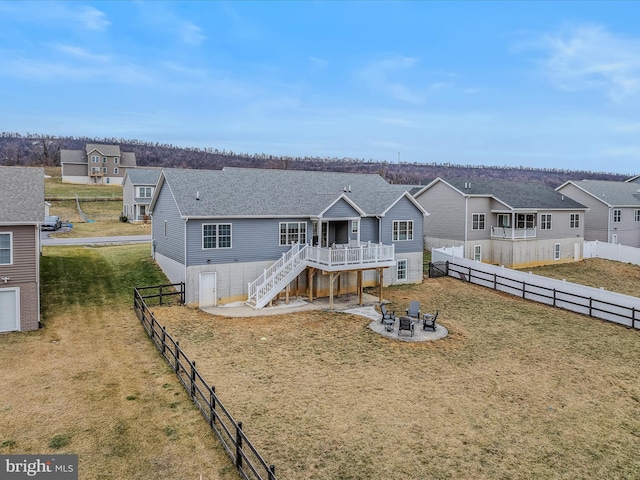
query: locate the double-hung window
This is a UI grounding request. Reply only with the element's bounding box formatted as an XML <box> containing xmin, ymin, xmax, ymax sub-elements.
<box><xmin>351</xmin><ymin>220</ymin><xmax>359</xmax><ymax>234</ymax></box>
<box><xmin>279</xmin><ymin>222</ymin><xmax>306</xmax><ymax>246</ymax></box>
<box><xmin>138</xmin><ymin>187</ymin><xmax>152</xmax><ymax>198</ymax></box>
<box><xmin>0</xmin><ymin>233</ymin><xmax>12</xmax><ymax>265</ymax></box>
<box><xmin>540</xmin><ymin>214</ymin><xmax>552</xmax><ymax>230</ymax></box>
<box><xmin>472</xmin><ymin>214</ymin><xmax>485</xmax><ymax>230</ymax></box>
<box><xmin>613</xmin><ymin>209</ymin><xmax>621</xmax><ymax>223</ymax></box>
<box><xmin>635</xmin><ymin>210</ymin><xmax>640</xmax><ymax>222</ymax></box>
<box><xmin>570</xmin><ymin>213</ymin><xmax>580</xmax><ymax>229</ymax></box>
<box><xmin>91</xmin><ymin>155</ymin><xmax>100</xmax><ymax>163</ymax></box>
<box><xmin>392</xmin><ymin>220</ymin><xmax>413</xmax><ymax>241</ymax></box>
<box><xmin>203</xmin><ymin>224</ymin><xmax>232</xmax><ymax>249</ymax></box>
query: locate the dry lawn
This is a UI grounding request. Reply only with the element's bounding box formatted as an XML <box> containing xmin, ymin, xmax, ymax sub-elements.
<box><xmin>153</xmin><ymin>271</ymin><xmax>640</xmax><ymax>479</ymax></box>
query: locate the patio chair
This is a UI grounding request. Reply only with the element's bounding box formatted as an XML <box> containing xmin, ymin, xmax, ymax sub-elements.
<box><xmin>380</xmin><ymin>303</ymin><xmax>396</xmax><ymax>323</ymax></box>
<box><xmin>398</xmin><ymin>316</ymin><xmax>414</xmax><ymax>337</ymax></box>
<box><xmin>422</xmin><ymin>310</ymin><xmax>438</xmax><ymax>332</ymax></box>
<box><xmin>405</xmin><ymin>301</ymin><xmax>421</xmax><ymax>320</ymax></box>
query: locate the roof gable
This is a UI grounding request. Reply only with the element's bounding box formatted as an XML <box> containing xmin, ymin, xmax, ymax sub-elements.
<box><xmin>558</xmin><ymin>179</ymin><xmax>640</xmax><ymax>207</ymax></box>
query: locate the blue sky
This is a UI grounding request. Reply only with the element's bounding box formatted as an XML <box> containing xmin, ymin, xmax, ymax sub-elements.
<box><xmin>1</xmin><ymin>1</ymin><xmax>639</xmax><ymax>175</ymax></box>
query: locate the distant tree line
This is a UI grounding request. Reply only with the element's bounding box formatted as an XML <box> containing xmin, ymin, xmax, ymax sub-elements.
<box><xmin>0</xmin><ymin>132</ymin><xmax>631</xmax><ymax>187</ymax></box>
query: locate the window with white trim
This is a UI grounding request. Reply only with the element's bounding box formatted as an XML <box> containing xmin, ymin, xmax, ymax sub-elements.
<box><xmin>139</xmin><ymin>205</ymin><xmax>146</xmax><ymax>217</ymax></box>
<box><xmin>91</xmin><ymin>155</ymin><xmax>100</xmax><ymax>163</ymax></box>
<box><xmin>203</xmin><ymin>223</ymin><xmax>232</xmax><ymax>249</ymax></box>
<box><xmin>613</xmin><ymin>209</ymin><xmax>621</xmax><ymax>223</ymax></box>
<box><xmin>397</xmin><ymin>259</ymin><xmax>407</xmax><ymax>280</ymax></box>
<box><xmin>472</xmin><ymin>214</ymin><xmax>485</xmax><ymax>230</ymax></box>
<box><xmin>497</xmin><ymin>214</ymin><xmax>510</xmax><ymax>228</ymax></box>
<box><xmin>635</xmin><ymin>210</ymin><xmax>640</xmax><ymax>222</ymax></box>
<box><xmin>554</xmin><ymin>243</ymin><xmax>561</xmax><ymax>260</ymax></box>
<box><xmin>102</xmin><ymin>167</ymin><xmax>107</xmax><ymax>173</ymax></box>
<box><xmin>114</xmin><ymin>167</ymin><xmax>119</xmax><ymax>174</ymax></box>
<box><xmin>279</xmin><ymin>222</ymin><xmax>306</xmax><ymax>246</ymax></box>
<box><xmin>138</xmin><ymin>187</ymin><xmax>152</xmax><ymax>198</ymax></box>
<box><xmin>392</xmin><ymin>220</ymin><xmax>413</xmax><ymax>241</ymax></box>
<box><xmin>114</xmin><ymin>157</ymin><xmax>119</xmax><ymax>164</ymax></box>
<box><xmin>540</xmin><ymin>214</ymin><xmax>552</xmax><ymax>230</ymax></box>
<box><xmin>0</xmin><ymin>232</ymin><xmax>12</xmax><ymax>265</ymax></box>
<box><xmin>474</xmin><ymin>245</ymin><xmax>481</xmax><ymax>261</ymax></box>
<box><xmin>570</xmin><ymin>213</ymin><xmax>580</xmax><ymax>229</ymax></box>
<box><xmin>102</xmin><ymin>157</ymin><xmax>107</xmax><ymax>163</ymax></box>
<box><xmin>351</xmin><ymin>220</ymin><xmax>359</xmax><ymax>234</ymax></box>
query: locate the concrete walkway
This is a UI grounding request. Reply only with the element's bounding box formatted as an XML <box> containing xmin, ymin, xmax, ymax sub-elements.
<box><xmin>202</xmin><ymin>293</ymin><xmax>448</xmax><ymax>342</ymax></box>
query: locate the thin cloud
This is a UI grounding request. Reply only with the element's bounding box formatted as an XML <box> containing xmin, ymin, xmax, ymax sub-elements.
<box><xmin>77</xmin><ymin>6</ymin><xmax>111</xmax><ymax>31</ymax></box>
<box><xmin>536</xmin><ymin>24</ymin><xmax>640</xmax><ymax>102</ymax></box>
<box><xmin>178</xmin><ymin>21</ymin><xmax>206</xmax><ymax>46</ymax></box>
<box><xmin>358</xmin><ymin>56</ymin><xmax>426</xmax><ymax>104</ymax></box>
<box><xmin>53</xmin><ymin>44</ymin><xmax>110</xmax><ymax>63</ymax></box>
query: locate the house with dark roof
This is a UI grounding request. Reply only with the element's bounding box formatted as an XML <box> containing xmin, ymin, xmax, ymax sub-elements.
<box><xmin>0</xmin><ymin>166</ymin><xmax>45</xmax><ymax>332</ymax></box>
<box><xmin>60</xmin><ymin>143</ymin><xmax>137</xmax><ymax>185</ymax></box>
<box><xmin>122</xmin><ymin>167</ymin><xmax>162</xmax><ymax>223</ymax></box>
<box><xmin>148</xmin><ymin>167</ymin><xmax>428</xmax><ymax>308</ymax></box>
<box><xmin>413</xmin><ymin>178</ymin><xmax>588</xmax><ymax>268</ymax></box>
<box><xmin>557</xmin><ymin>179</ymin><xmax>640</xmax><ymax>247</ymax></box>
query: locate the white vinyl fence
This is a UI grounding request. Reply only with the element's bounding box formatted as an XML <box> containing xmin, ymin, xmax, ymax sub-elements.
<box><xmin>584</xmin><ymin>240</ymin><xmax>640</xmax><ymax>266</ymax></box>
<box><xmin>431</xmin><ymin>249</ymin><xmax>640</xmax><ymax>329</ymax></box>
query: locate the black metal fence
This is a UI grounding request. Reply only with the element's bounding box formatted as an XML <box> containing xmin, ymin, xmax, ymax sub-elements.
<box><xmin>433</xmin><ymin>261</ymin><xmax>639</xmax><ymax>329</ymax></box>
<box><xmin>133</xmin><ymin>284</ymin><xmax>277</xmax><ymax>480</ymax></box>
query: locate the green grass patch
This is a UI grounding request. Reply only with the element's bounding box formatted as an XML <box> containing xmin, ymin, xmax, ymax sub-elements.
<box><xmin>40</xmin><ymin>244</ymin><xmax>168</xmax><ymax>319</ymax></box>
<box><xmin>48</xmin><ymin>434</ymin><xmax>71</xmax><ymax>449</ymax></box>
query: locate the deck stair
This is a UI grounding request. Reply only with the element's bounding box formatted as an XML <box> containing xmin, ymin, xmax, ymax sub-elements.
<box><xmin>246</xmin><ymin>244</ymin><xmax>309</xmax><ymax>309</ymax></box>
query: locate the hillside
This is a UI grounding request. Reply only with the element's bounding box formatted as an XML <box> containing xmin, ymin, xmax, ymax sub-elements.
<box><xmin>0</xmin><ymin>132</ymin><xmax>631</xmax><ymax>187</ymax></box>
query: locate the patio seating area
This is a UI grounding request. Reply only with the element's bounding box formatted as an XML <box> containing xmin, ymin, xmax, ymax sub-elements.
<box><xmin>367</xmin><ymin>302</ymin><xmax>448</xmax><ymax>342</ymax></box>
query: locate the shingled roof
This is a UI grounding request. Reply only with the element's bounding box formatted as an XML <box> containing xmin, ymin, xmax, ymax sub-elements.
<box><xmin>151</xmin><ymin>167</ymin><xmax>426</xmax><ymax>218</ymax></box>
<box><xmin>0</xmin><ymin>166</ymin><xmax>45</xmax><ymax>224</ymax></box>
<box><xmin>420</xmin><ymin>178</ymin><xmax>587</xmax><ymax>210</ymax></box>
<box><xmin>125</xmin><ymin>167</ymin><xmax>161</xmax><ymax>186</ymax></box>
<box><xmin>558</xmin><ymin>179</ymin><xmax>640</xmax><ymax>207</ymax></box>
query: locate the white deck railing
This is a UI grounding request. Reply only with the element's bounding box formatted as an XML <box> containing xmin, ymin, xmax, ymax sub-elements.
<box><xmin>491</xmin><ymin>226</ymin><xmax>537</xmax><ymax>239</ymax></box>
<box><xmin>246</xmin><ymin>242</ymin><xmax>395</xmax><ymax>308</ymax></box>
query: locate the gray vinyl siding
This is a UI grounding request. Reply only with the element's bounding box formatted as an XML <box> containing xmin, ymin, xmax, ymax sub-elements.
<box><xmin>151</xmin><ymin>184</ymin><xmax>185</xmax><ymax>265</ymax></box>
<box><xmin>186</xmin><ymin>218</ymin><xmax>310</xmax><ymax>267</ymax></box>
<box><xmin>418</xmin><ymin>182</ymin><xmax>466</xmax><ymax>243</ymax></box>
<box><xmin>380</xmin><ymin>197</ymin><xmax>423</xmax><ymax>254</ymax></box>
<box><xmin>610</xmin><ymin>207</ymin><xmax>640</xmax><ymax>247</ymax></box>
<box><xmin>324</xmin><ymin>199</ymin><xmax>360</xmax><ymax>218</ymax></box>
<box><xmin>359</xmin><ymin>217</ymin><xmax>379</xmax><ymax>243</ymax></box>
<box><xmin>122</xmin><ymin>177</ymin><xmax>134</xmax><ymax>217</ymax></box>
<box><xmin>558</xmin><ymin>184</ymin><xmax>611</xmax><ymax>242</ymax></box>
<box><xmin>466</xmin><ymin>197</ymin><xmax>492</xmax><ymax>241</ymax></box>
<box><xmin>535</xmin><ymin>211</ymin><xmax>583</xmax><ymax>240</ymax></box>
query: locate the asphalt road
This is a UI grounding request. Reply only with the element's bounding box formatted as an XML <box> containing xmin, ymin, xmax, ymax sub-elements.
<box><xmin>41</xmin><ymin>227</ymin><xmax>151</xmax><ymax>246</ymax></box>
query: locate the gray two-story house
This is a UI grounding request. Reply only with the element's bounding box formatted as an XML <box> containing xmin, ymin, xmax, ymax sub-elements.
<box><xmin>0</xmin><ymin>166</ymin><xmax>45</xmax><ymax>332</ymax></box>
<box><xmin>122</xmin><ymin>167</ymin><xmax>161</xmax><ymax>223</ymax></box>
<box><xmin>61</xmin><ymin>143</ymin><xmax>137</xmax><ymax>185</ymax></box>
<box><xmin>149</xmin><ymin>167</ymin><xmax>428</xmax><ymax>308</ymax></box>
<box><xmin>414</xmin><ymin>178</ymin><xmax>588</xmax><ymax>268</ymax></box>
<box><xmin>557</xmin><ymin>179</ymin><xmax>640</xmax><ymax>247</ymax></box>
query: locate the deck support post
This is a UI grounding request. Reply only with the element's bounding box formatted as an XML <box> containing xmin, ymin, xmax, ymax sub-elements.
<box><xmin>357</xmin><ymin>270</ymin><xmax>363</xmax><ymax>305</ymax></box>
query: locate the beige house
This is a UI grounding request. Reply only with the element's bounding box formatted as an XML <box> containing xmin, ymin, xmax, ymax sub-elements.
<box><xmin>61</xmin><ymin>143</ymin><xmax>136</xmax><ymax>185</ymax></box>
<box><xmin>0</xmin><ymin>166</ymin><xmax>45</xmax><ymax>332</ymax></box>
<box><xmin>414</xmin><ymin>178</ymin><xmax>588</xmax><ymax>268</ymax></box>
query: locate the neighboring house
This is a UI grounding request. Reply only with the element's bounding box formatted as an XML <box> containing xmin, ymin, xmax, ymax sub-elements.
<box><xmin>414</xmin><ymin>178</ymin><xmax>588</xmax><ymax>268</ymax></box>
<box><xmin>61</xmin><ymin>143</ymin><xmax>137</xmax><ymax>185</ymax></box>
<box><xmin>148</xmin><ymin>167</ymin><xmax>428</xmax><ymax>308</ymax></box>
<box><xmin>557</xmin><ymin>179</ymin><xmax>640</xmax><ymax>247</ymax></box>
<box><xmin>122</xmin><ymin>167</ymin><xmax>162</xmax><ymax>223</ymax></box>
<box><xmin>0</xmin><ymin>166</ymin><xmax>45</xmax><ymax>332</ymax></box>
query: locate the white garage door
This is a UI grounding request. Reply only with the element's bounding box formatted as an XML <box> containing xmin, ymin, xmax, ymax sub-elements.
<box><xmin>0</xmin><ymin>288</ymin><xmax>19</xmax><ymax>332</ymax></box>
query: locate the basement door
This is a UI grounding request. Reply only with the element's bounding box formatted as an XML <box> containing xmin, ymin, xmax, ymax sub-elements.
<box><xmin>0</xmin><ymin>288</ymin><xmax>19</xmax><ymax>332</ymax></box>
<box><xmin>199</xmin><ymin>272</ymin><xmax>217</xmax><ymax>309</ymax></box>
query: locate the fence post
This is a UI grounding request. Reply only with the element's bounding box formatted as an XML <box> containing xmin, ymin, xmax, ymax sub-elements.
<box><xmin>493</xmin><ymin>273</ymin><xmax>497</xmax><ymax>290</ymax></box>
<box><xmin>191</xmin><ymin>361</ymin><xmax>196</xmax><ymax>398</ymax></box>
<box><xmin>159</xmin><ymin>286</ymin><xmax>163</xmax><ymax>306</ymax></box>
<box><xmin>445</xmin><ymin>261</ymin><xmax>449</xmax><ymax>276</ymax></box>
<box><xmin>468</xmin><ymin>266</ymin><xmax>472</xmax><ymax>282</ymax></box>
<box><xmin>589</xmin><ymin>298</ymin><xmax>593</xmax><ymax>317</ymax></box>
<box><xmin>210</xmin><ymin>386</ymin><xmax>216</xmax><ymax>426</ymax></box>
<box><xmin>175</xmin><ymin>341</ymin><xmax>180</xmax><ymax>373</ymax></box>
<box><xmin>522</xmin><ymin>281</ymin><xmax>526</xmax><ymax>299</ymax></box>
<box><xmin>269</xmin><ymin>465</ymin><xmax>276</xmax><ymax>480</ymax></box>
<box><xmin>181</xmin><ymin>282</ymin><xmax>185</xmax><ymax>304</ymax></box>
<box><xmin>553</xmin><ymin>289</ymin><xmax>556</xmax><ymax>308</ymax></box>
<box><xmin>161</xmin><ymin>326</ymin><xmax>166</xmax><ymax>357</ymax></box>
<box><xmin>632</xmin><ymin>308</ymin><xmax>636</xmax><ymax>330</ymax></box>
<box><xmin>236</xmin><ymin>421</ymin><xmax>244</xmax><ymax>471</ymax></box>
